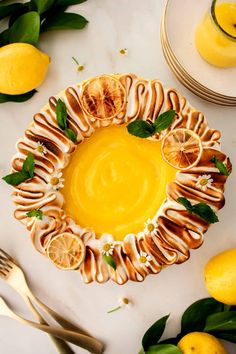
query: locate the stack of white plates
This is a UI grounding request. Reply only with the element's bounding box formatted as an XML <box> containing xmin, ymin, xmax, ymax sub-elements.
<box><xmin>161</xmin><ymin>0</ymin><xmax>236</xmax><ymax>106</ymax></box>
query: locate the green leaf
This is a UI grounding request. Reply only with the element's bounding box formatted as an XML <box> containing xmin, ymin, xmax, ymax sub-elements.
<box><xmin>0</xmin><ymin>29</ymin><xmax>9</xmax><ymax>47</ymax></box>
<box><xmin>65</xmin><ymin>128</ymin><xmax>77</xmax><ymax>142</ymax></box>
<box><xmin>177</xmin><ymin>197</ymin><xmax>193</xmax><ymax>213</ymax></box>
<box><xmin>26</xmin><ymin>209</ymin><xmax>43</xmax><ymax>220</ymax></box>
<box><xmin>0</xmin><ymin>3</ymin><xmax>23</xmax><ymax>20</ymax></box>
<box><xmin>30</xmin><ymin>0</ymin><xmax>55</xmax><ymax>14</ymax></box>
<box><xmin>142</xmin><ymin>315</ymin><xmax>170</xmax><ymax>351</ymax></box>
<box><xmin>104</xmin><ymin>255</ymin><xmax>116</xmax><ymax>270</ymax></box>
<box><xmin>177</xmin><ymin>197</ymin><xmax>219</xmax><ymax>224</ymax></box>
<box><xmin>9</xmin><ymin>11</ymin><xmax>40</xmax><ymax>45</ymax></box>
<box><xmin>9</xmin><ymin>2</ymin><xmax>31</xmax><ymax>27</ymax></box>
<box><xmin>2</xmin><ymin>171</ymin><xmax>30</xmax><ymax>186</ymax></box>
<box><xmin>22</xmin><ymin>152</ymin><xmax>35</xmax><ymax>178</ymax></box>
<box><xmin>154</xmin><ymin>110</ymin><xmax>176</xmax><ymax>133</ymax></box>
<box><xmin>181</xmin><ymin>298</ymin><xmax>224</xmax><ymax>335</ymax></box>
<box><xmin>41</xmin><ymin>11</ymin><xmax>88</xmax><ymax>32</ymax></box>
<box><xmin>213</xmin><ymin>331</ymin><xmax>236</xmax><ymax>344</ymax></box>
<box><xmin>146</xmin><ymin>344</ymin><xmax>182</xmax><ymax>354</ymax></box>
<box><xmin>204</xmin><ymin>311</ymin><xmax>236</xmax><ymax>332</ymax></box>
<box><xmin>192</xmin><ymin>203</ymin><xmax>219</xmax><ymax>224</ymax></box>
<box><xmin>56</xmin><ymin>0</ymin><xmax>87</xmax><ymax>6</ymax></box>
<box><xmin>0</xmin><ymin>90</ymin><xmax>37</xmax><ymax>104</ymax></box>
<box><xmin>211</xmin><ymin>156</ymin><xmax>229</xmax><ymax>176</ymax></box>
<box><xmin>56</xmin><ymin>98</ymin><xmax>68</xmax><ymax>130</ymax></box>
<box><xmin>127</xmin><ymin>120</ymin><xmax>155</xmax><ymax>138</ymax></box>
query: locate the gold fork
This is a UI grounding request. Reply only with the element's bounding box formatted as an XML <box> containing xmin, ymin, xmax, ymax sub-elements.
<box><xmin>0</xmin><ymin>249</ymin><xmax>97</xmax><ymax>353</ymax></box>
<box><xmin>0</xmin><ymin>296</ymin><xmax>104</xmax><ymax>354</ymax></box>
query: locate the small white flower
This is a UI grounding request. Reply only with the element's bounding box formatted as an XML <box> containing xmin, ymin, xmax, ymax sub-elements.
<box><xmin>196</xmin><ymin>174</ymin><xmax>213</xmax><ymax>191</ymax></box>
<box><xmin>108</xmin><ymin>297</ymin><xmax>131</xmax><ymax>314</ymax></box>
<box><xmin>35</xmin><ymin>142</ymin><xmax>47</xmax><ymax>156</ymax></box>
<box><xmin>48</xmin><ymin>172</ymin><xmax>64</xmax><ymax>191</ymax></box>
<box><xmin>144</xmin><ymin>218</ymin><xmax>158</xmax><ymax>236</ymax></box>
<box><xmin>119</xmin><ymin>48</ymin><xmax>128</xmax><ymax>55</ymax></box>
<box><xmin>100</xmin><ymin>242</ymin><xmax>114</xmax><ymax>256</ymax></box>
<box><xmin>138</xmin><ymin>251</ymin><xmax>152</xmax><ymax>267</ymax></box>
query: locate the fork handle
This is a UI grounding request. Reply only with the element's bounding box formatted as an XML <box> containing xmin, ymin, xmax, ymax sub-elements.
<box><xmin>24</xmin><ymin>296</ymin><xmax>75</xmax><ymax>354</ymax></box>
<box><xmin>27</xmin><ymin>290</ymin><xmax>91</xmax><ymax>337</ymax></box>
<box><xmin>13</xmin><ymin>314</ymin><xmax>104</xmax><ymax>354</ymax></box>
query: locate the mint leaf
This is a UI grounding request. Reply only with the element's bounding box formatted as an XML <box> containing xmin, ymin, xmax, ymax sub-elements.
<box><xmin>177</xmin><ymin>197</ymin><xmax>218</xmax><ymax>224</ymax></box>
<box><xmin>154</xmin><ymin>110</ymin><xmax>176</xmax><ymax>133</ymax></box>
<box><xmin>0</xmin><ymin>90</ymin><xmax>37</xmax><ymax>104</ymax></box>
<box><xmin>104</xmin><ymin>255</ymin><xmax>116</xmax><ymax>270</ymax></box>
<box><xmin>22</xmin><ymin>152</ymin><xmax>35</xmax><ymax>178</ymax></box>
<box><xmin>2</xmin><ymin>171</ymin><xmax>30</xmax><ymax>186</ymax></box>
<box><xmin>142</xmin><ymin>315</ymin><xmax>170</xmax><ymax>351</ymax></box>
<box><xmin>192</xmin><ymin>203</ymin><xmax>219</xmax><ymax>224</ymax></box>
<box><xmin>9</xmin><ymin>11</ymin><xmax>40</xmax><ymax>46</ymax></box>
<box><xmin>65</xmin><ymin>128</ymin><xmax>77</xmax><ymax>143</ymax></box>
<box><xmin>56</xmin><ymin>98</ymin><xmax>67</xmax><ymax>130</ymax></box>
<box><xmin>127</xmin><ymin>120</ymin><xmax>155</xmax><ymax>138</ymax></box>
<box><xmin>211</xmin><ymin>156</ymin><xmax>229</xmax><ymax>176</ymax></box>
<box><xmin>27</xmin><ymin>209</ymin><xmax>43</xmax><ymax>220</ymax></box>
<box><xmin>177</xmin><ymin>197</ymin><xmax>193</xmax><ymax>213</ymax></box>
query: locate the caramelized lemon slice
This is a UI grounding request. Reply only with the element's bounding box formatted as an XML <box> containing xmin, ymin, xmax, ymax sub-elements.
<box><xmin>47</xmin><ymin>233</ymin><xmax>85</xmax><ymax>270</ymax></box>
<box><xmin>81</xmin><ymin>75</ymin><xmax>126</xmax><ymax>120</ymax></box>
<box><xmin>161</xmin><ymin>128</ymin><xmax>202</xmax><ymax>170</ymax></box>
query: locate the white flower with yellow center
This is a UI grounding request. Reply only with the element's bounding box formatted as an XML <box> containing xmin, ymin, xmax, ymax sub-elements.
<box><xmin>35</xmin><ymin>142</ymin><xmax>47</xmax><ymax>156</ymax></box>
<box><xmin>138</xmin><ymin>251</ymin><xmax>152</xmax><ymax>267</ymax></box>
<box><xmin>100</xmin><ymin>242</ymin><xmax>114</xmax><ymax>256</ymax></box>
<box><xmin>49</xmin><ymin>172</ymin><xmax>64</xmax><ymax>191</ymax></box>
<box><xmin>108</xmin><ymin>297</ymin><xmax>131</xmax><ymax>313</ymax></box>
<box><xmin>144</xmin><ymin>218</ymin><xmax>158</xmax><ymax>236</ymax></box>
<box><xmin>196</xmin><ymin>174</ymin><xmax>213</xmax><ymax>191</ymax></box>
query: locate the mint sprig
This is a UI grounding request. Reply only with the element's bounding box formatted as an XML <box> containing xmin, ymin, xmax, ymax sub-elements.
<box><xmin>56</xmin><ymin>99</ymin><xmax>77</xmax><ymax>143</ymax></box>
<box><xmin>177</xmin><ymin>197</ymin><xmax>219</xmax><ymax>224</ymax></box>
<box><xmin>104</xmin><ymin>255</ymin><xmax>116</xmax><ymax>270</ymax></box>
<box><xmin>127</xmin><ymin>110</ymin><xmax>176</xmax><ymax>138</ymax></box>
<box><xmin>211</xmin><ymin>156</ymin><xmax>229</xmax><ymax>176</ymax></box>
<box><xmin>26</xmin><ymin>209</ymin><xmax>43</xmax><ymax>220</ymax></box>
<box><xmin>2</xmin><ymin>152</ymin><xmax>35</xmax><ymax>186</ymax></box>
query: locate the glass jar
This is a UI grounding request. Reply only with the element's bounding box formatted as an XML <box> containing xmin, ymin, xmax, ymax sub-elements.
<box><xmin>195</xmin><ymin>0</ymin><xmax>236</xmax><ymax>68</ymax></box>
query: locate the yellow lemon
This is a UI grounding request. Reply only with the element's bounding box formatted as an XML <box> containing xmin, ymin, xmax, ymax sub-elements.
<box><xmin>0</xmin><ymin>43</ymin><xmax>50</xmax><ymax>95</ymax></box>
<box><xmin>178</xmin><ymin>332</ymin><xmax>227</xmax><ymax>354</ymax></box>
<box><xmin>204</xmin><ymin>248</ymin><xmax>236</xmax><ymax>305</ymax></box>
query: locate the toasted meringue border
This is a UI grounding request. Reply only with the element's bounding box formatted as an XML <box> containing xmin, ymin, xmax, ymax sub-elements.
<box><xmin>11</xmin><ymin>74</ymin><xmax>231</xmax><ymax>284</ymax></box>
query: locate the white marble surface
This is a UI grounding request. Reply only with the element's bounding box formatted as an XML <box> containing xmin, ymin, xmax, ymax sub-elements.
<box><xmin>0</xmin><ymin>0</ymin><xmax>235</xmax><ymax>353</ymax></box>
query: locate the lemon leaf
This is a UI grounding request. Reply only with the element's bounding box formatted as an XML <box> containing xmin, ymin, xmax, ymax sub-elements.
<box><xmin>41</xmin><ymin>12</ymin><xmax>88</xmax><ymax>32</ymax></box>
<box><xmin>142</xmin><ymin>315</ymin><xmax>170</xmax><ymax>351</ymax></box>
<box><xmin>0</xmin><ymin>90</ymin><xmax>37</xmax><ymax>103</ymax></box>
<box><xmin>56</xmin><ymin>0</ymin><xmax>87</xmax><ymax>6</ymax></box>
<box><xmin>30</xmin><ymin>0</ymin><xmax>55</xmax><ymax>14</ymax></box>
<box><xmin>211</xmin><ymin>156</ymin><xmax>229</xmax><ymax>176</ymax></box>
<box><xmin>22</xmin><ymin>152</ymin><xmax>35</xmax><ymax>178</ymax></box>
<box><xmin>9</xmin><ymin>11</ymin><xmax>40</xmax><ymax>45</ymax></box>
<box><xmin>26</xmin><ymin>209</ymin><xmax>43</xmax><ymax>220</ymax></box>
<box><xmin>0</xmin><ymin>3</ymin><xmax>23</xmax><ymax>21</ymax></box>
<box><xmin>104</xmin><ymin>255</ymin><xmax>116</xmax><ymax>270</ymax></box>
<box><xmin>127</xmin><ymin>120</ymin><xmax>155</xmax><ymax>138</ymax></box>
<box><xmin>154</xmin><ymin>109</ymin><xmax>176</xmax><ymax>133</ymax></box>
<box><xmin>204</xmin><ymin>311</ymin><xmax>236</xmax><ymax>332</ymax></box>
<box><xmin>0</xmin><ymin>29</ymin><xmax>9</xmax><ymax>47</ymax></box>
<box><xmin>146</xmin><ymin>344</ymin><xmax>182</xmax><ymax>354</ymax></box>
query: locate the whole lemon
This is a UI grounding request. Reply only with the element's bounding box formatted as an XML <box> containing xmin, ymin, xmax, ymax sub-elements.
<box><xmin>204</xmin><ymin>248</ymin><xmax>236</xmax><ymax>305</ymax></box>
<box><xmin>0</xmin><ymin>43</ymin><xmax>50</xmax><ymax>95</ymax></box>
<box><xmin>178</xmin><ymin>332</ymin><xmax>227</xmax><ymax>354</ymax></box>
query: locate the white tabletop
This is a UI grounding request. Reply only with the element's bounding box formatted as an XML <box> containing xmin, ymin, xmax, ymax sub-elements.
<box><xmin>0</xmin><ymin>1</ymin><xmax>235</xmax><ymax>353</ymax></box>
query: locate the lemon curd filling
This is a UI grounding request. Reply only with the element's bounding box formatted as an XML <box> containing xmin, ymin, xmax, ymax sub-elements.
<box><xmin>62</xmin><ymin>125</ymin><xmax>176</xmax><ymax>241</ymax></box>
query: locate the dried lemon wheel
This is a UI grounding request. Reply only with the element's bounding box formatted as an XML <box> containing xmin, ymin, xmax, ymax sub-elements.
<box><xmin>47</xmin><ymin>233</ymin><xmax>85</xmax><ymax>270</ymax></box>
<box><xmin>81</xmin><ymin>75</ymin><xmax>126</xmax><ymax>120</ymax></box>
<box><xmin>161</xmin><ymin>128</ymin><xmax>203</xmax><ymax>170</ymax></box>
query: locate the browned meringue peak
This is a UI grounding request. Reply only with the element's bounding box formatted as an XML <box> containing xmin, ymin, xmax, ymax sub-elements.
<box><xmin>10</xmin><ymin>73</ymin><xmax>231</xmax><ymax>284</ymax></box>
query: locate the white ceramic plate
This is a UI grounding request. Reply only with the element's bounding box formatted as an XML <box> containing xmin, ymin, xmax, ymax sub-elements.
<box><xmin>164</xmin><ymin>0</ymin><xmax>236</xmax><ymax>98</ymax></box>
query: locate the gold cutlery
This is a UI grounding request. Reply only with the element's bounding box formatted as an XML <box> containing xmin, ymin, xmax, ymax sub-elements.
<box><xmin>0</xmin><ymin>296</ymin><xmax>103</xmax><ymax>354</ymax></box>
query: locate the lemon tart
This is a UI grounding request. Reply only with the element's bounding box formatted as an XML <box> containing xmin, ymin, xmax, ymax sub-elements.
<box><xmin>10</xmin><ymin>74</ymin><xmax>231</xmax><ymax>284</ymax></box>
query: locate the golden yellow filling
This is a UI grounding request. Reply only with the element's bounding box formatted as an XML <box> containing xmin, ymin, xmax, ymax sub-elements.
<box><xmin>62</xmin><ymin>125</ymin><xmax>176</xmax><ymax>241</ymax></box>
